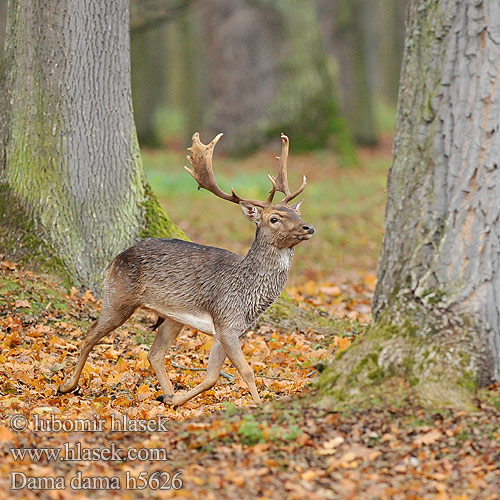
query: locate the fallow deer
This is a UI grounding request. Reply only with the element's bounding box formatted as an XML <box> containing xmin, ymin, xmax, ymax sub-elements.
<box><xmin>58</xmin><ymin>133</ymin><xmax>314</xmax><ymax>406</ymax></box>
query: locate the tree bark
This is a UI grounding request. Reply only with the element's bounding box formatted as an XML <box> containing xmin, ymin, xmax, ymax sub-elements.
<box><xmin>319</xmin><ymin>0</ymin><xmax>500</xmax><ymax>409</ymax></box>
<box><xmin>200</xmin><ymin>0</ymin><xmax>354</xmax><ymax>157</ymax></box>
<box><xmin>0</xmin><ymin>0</ymin><xmax>6</xmax><ymax>137</ymax></box>
<box><xmin>0</xmin><ymin>0</ymin><xmax>185</xmax><ymax>293</ymax></box>
<box><xmin>0</xmin><ymin>0</ymin><xmax>6</xmax><ymax>54</ymax></box>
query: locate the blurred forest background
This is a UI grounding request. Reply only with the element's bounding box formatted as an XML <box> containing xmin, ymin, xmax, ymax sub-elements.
<box><xmin>0</xmin><ymin>0</ymin><xmax>409</xmax><ymax>285</ymax></box>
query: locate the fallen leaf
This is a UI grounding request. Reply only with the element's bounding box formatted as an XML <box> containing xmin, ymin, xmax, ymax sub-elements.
<box><xmin>14</xmin><ymin>299</ymin><xmax>30</xmax><ymax>308</ymax></box>
<box><xmin>83</xmin><ymin>289</ymin><xmax>96</xmax><ymax>303</ymax></box>
<box><xmin>414</xmin><ymin>428</ymin><xmax>442</xmax><ymax>446</ymax></box>
<box><xmin>0</xmin><ymin>425</ymin><xmax>15</xmax><ymax>443</ymax></box>
<box><xmin>320</xmin><ymin>286</ymin><xmax>342</xmax><ymax>297</ymax></box>
<box><xmin>317</xmin><ymin>436</ymin><xmax>345</xmax><ymax>454</ymax></box>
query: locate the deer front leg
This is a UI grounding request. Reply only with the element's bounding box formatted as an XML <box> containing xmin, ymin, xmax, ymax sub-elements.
<box><xmin>166</xmin><ymin>340</ymin><xmax>226</xmax><ymax>406</ymax></box>
<box><xmin>148</xmin><ymin>318</ymin><xmax>183</xmax><ymax>402</ymax></box>
<box><xmin>219</xmin><ymin>334</ymin><xmax>262</xmax><ymax>404</ymax></box>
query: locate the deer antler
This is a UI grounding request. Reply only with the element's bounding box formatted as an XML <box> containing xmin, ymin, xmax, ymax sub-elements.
<box><xmin>267</xmin><ymin>133</ymin><xmax>307</xmax><ymax>204</ymax></box>
<box><xmin>185</xmin><ymin>133</ymin><xmax>268</xmax><ymax>208</ymax></box>
<box><xmin>185</xmin><ymin>132</ymin><xmax>306</xmax><ymax>207</ymax></box>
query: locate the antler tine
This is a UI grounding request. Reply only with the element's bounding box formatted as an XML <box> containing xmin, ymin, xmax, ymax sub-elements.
<box><xmin>267</xmin><ymin>133</ymin><xmax>307</xmax><ymax>204</ymax></box>
<box><xmin>282</xmin><ymin>174</ymin><xmax>307</xmax><ymax>204</ymax></box>
<box><xmin>185</xmin><ymin>132</ymin><xmax>267</xmax><ymax>208</ymax></box>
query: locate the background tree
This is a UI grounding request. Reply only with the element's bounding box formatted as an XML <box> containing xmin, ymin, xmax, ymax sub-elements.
<box><xmin>0</xmin><ymin>0</ymin><xmax>5</xmax><ymax>54</ymax></box>
<box><xmin>0</xmin><ymin>0</ymin><xmax>6</xmax><ymax>120</ymax></box>
<box><xmin>0</xmin><ymin>0</ymin><xmax>184</xmax><ymax>293</ymax></box>
<box><xmin>129</xmin><ymin>0</ymin><xmax>201</xmax><ymax>147</ymax></box>
<box><xmin>130</xmin><ymin>25</ymin><xmax>168</xmax><ymax>147</ymax></box>
<box><xmin>319</xmin><ymin>0</ymin><xmax>500</xmax><ymax>408</ymax></box>
<box><xmin>319</xmin><ymin>0</ymin><xmax>378</xmax><ymax>146</ymax></box>
<box><xmin>199</xmin><ymin>0</ymin><xmax>354</xmax><ymax>157</ymax></box>
<box><xmin>166</xmin><ymin>7</ymin><xmax>206</xmax><ymax>144</ymax></box>
<box><xmin>377</xmin><ymin>0</ymin><xmax>409</xmax><ymax>105</ymax></box>
<box><xmin>126</xmin><ymin>0</ymin><xmax>409</xmax><ymax>156</ymax></box>
<box><xmin>129</xmin><ymin>0</ymin><xmax>193</xmax><ymax>34</ymax></box>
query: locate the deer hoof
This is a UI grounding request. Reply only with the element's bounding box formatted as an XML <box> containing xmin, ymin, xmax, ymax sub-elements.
<box><xmin>156</xmin><ymin>394</ymin><xmax>174</xmax><ymax>404</ymax></box>
<box><xmin>57</xmin><ymin>384</ymin><xmax>80</xmax><ymax>396</ymax></box>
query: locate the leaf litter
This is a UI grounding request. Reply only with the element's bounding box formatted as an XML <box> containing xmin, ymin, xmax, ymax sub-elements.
<box><xmin>0</xmin><ymin>260</ymin><xmax>498</xmax><ymax>499</ymax></box>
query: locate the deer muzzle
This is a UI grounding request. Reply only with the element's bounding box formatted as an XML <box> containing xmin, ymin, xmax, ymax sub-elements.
<box><xmin>298</xmin><ymin>224</ymin><xmax>315</xmax><ymax>240</ymax></box>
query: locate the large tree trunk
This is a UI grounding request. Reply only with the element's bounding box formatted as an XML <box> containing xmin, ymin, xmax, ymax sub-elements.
<box><xmin>319</xmin><ymin>0</ymin><xmax>500</xmax><ymax>409</ymax></box>
<box><xmin>201</xmin><ymin>0</ymin><xmax>354</xmax><ymax>157</ymax></box>
<box><xmin>0</xmin><ymin>0</ymin><xmax>184</xmax><ymax>292</ymax></box>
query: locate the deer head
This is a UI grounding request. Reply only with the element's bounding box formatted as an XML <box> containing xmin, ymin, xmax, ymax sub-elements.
<box><xmin>185</xmin><ymin>133</ymin><xmax>315</xmax><ymax>249</ymax></box>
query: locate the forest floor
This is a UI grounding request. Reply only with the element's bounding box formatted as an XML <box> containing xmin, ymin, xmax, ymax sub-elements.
<box><xmin>0</xmin><ymin>140</ymin><xmax>499</xmax><ymax>499</ymax></box>
<box><xmin>0</xmin><ymin>261</ymin><xmax>498</xmax><ymax>500</ymax></box>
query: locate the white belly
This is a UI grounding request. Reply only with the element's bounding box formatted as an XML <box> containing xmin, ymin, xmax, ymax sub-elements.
<box><xmin>144</xmin><ymin>304</ymin><xmax>216</xmax><ymax>335</ymax></box>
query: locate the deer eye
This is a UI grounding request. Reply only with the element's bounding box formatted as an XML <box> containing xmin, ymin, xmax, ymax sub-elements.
<box><xmin>270</xmin><ymin>216</ymin><xmax>279</xmax><ymax>224</ymax></box>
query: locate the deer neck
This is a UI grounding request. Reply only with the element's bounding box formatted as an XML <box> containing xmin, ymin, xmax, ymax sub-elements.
<box><xmin>237</xmin><ymin>228</ymin><xmax>293</xmax><ymax>322</ymax></box>
<box><xmin>244</xmin><ymin>229</ymin><xmax>294</xmax><ymax>272</ymax></box>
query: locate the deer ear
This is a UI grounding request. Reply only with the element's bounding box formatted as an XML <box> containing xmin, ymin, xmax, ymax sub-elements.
<box><xmin>240</xmin><ymin>202</ymin><xmax>262</xmax><ymax>223</ymax></box>
<box><xmin>289</xmin><ymin>200</ymin><xmax>303</xmax><ymax>212</ymax></box>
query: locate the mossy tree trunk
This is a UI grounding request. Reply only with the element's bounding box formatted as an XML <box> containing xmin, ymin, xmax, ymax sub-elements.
<box><xmin>200</xmin><ymin>0</ymin><xmax>354</xmax><ymax>158</ymax></box>
<box><xmin>0</xmin><ymin>0</ymin><xmax>6</xmax><ymax>139</ymax></box>
<box><xmin>0</xmin><ymin>0</ymin><xmax>184</xmax><ymax>293</ymax></box>
<box><xmin>319</xmin><ymin>0</ymin><xmax>500</xmax><ymax>409</ymax></box>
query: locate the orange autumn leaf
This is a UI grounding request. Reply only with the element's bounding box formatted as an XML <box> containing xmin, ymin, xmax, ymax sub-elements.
<box><xmin>334</xmin><ymin>336</ymin><xmax>352</xmax><ymax>354</ymax></box>
<box><xmin>0</xmin><ymin>425</ymin><xmax>15</xmax><ymax>443</ymax></box>
<box><xmin>135</xmin><ymin>383</ymin><xmax>153</xmax><ymax>402</ymax></box>
<box><xmin>106</xmin><ymin>372</ymin><xmax>121</xmax><ymax>384</ymax></box>
<box><xmin>115</xmin><ymin>358</ymin><xmax>128</xmax><ymax>372</ymax></box>
<box><xmin>83</xmin><ymin>289</ymin><xmax>96</xmax><ymax>303</ymax></box>
<box><xmin>5</xmin><ymin>316</ymin><xmax>22</xmax><ymax>331</ymax></box>
<box><xmin>414</xmin><ymin>429</ymin><xmax>442</xmax><ymax>446</ymax></box>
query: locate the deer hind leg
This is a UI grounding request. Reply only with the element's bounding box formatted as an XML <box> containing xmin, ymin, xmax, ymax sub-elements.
<box><xmin>219</xmin><ymin>335</ymin><xmax>262</xmax><ymax>404</ymax></box>
<box><xmin>148</xmin><ymin>318</ymin><xmax>183</xmax><ymax>400</ymax></box>
<box><xmin>167</xmin><ymin>340</ymin><xmax>226</xmax><ymax>406</ymax></box>
<box><xmin>58</xmin><ymin>304</ymin><xmax>136</xmax><ymax>394</ymax></box>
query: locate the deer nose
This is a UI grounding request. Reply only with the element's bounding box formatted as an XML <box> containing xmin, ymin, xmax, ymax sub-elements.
<box><xmin>302</xmin><ymin>224</ymin><xmax>315</xmax><ymax>234</ymax></box>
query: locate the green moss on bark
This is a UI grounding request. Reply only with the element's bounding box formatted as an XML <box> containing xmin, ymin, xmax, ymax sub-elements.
<box><xmin>316</xmin><ymin>297</ymin><xmax>481</xmax><ymax>411</ymax></box>
<box><xmin>140</xmin><ymin>182</ymin><xmax>188</xmax><ymax>240</ymax></box>
<box><xmin>0</xmin><ymin>184</ymin><xmax>73</xmax><ymax>287</ymax></box>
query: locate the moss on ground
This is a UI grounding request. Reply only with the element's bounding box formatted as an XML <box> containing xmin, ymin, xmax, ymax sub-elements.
<box><xmin>316</xmin><ymin>299</ymin><xmax>482</xmax><ymax>412</ymax></box>
<box><xmin>259</xmin><ymin>295</ymin><xmax>349</xmax><ymax>337</ymax></box>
